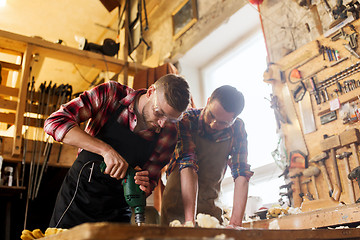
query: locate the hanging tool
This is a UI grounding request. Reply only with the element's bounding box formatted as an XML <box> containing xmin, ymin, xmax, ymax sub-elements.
<box><xmin>34</xmin><ymin>83</ymin><xmax>58</xmax><ymax>198</ymax></box>
<box><xmin>321</xmin><ymin>135</ymin><xmax>342</xmax><ymax>201</ymax></box>
<box><xmin>298</xmin><ymin>91</ymin><xmax>317</xmax><ymax>134</ymax></box>
<box><xmin>303</xmin><ymin>166</ymin><xmax>321</xmax><ymax>199</ymax></box>
<box><xmin>21</xmin><ymin>78</ymin><xmax>35</xmax><ymax>187</ymax></box>
<box><xmin>282</xmin><ymin>84</ymin><xmax>309</xmax><ymax>156</ymax></box>
<box><xmin>336</xmin><ymin>152</ymin><xmax>356</xmax><ymax>203</ymax></box>
<box><xmin>290</xmin><ymin>150</ymin><xmax>307</xmax><ymax>169</ymax></box>
<box><xmin>344</xmin><ymin>43</ymin><xmax>360</xmax><ymax>58</ymax></box>
<box><xmin>32</xmin><ymin>81</ymin><xmax>52</xmax><ymax>199</ymax></box>
<box><xmin>348</xmin><ymin>166</ymin><xmax>360</xmax><ymax>203</ymax></box>
<box><xmin>100</xmin><ymin>163</ymin><xmax>146</xmax><ymax>225</ymax></box>
<box><xmin>290</xmin><ymin>172</ymin><xmax>304</xmax><ymax>203</ymax></box>
<box><xmin>339</xmin><ymin>128</ymin><xmax>360</xmax><ymax>166</ymax></box>
<box><xmin>24</xmin><ymin>81</ymin><xmax>46</xmax><ymax>229</ymax></box>
<box><xmin>310</xmin><ymin>152</ymin><xmax>334</xmax><ymax>198</ymax></box>
<box><xmin>310</xmin><ymin>77</ymin><xmax>321</xmax><ymax>105</ymax></box>
<box><xmin>56</xmin><ymin>85</ymin><xmax>73</xmax><ymax>164</ymax></box>
<box><xmin>293</xmin><ymin>81</ymin><xmax>306</xmax><ymax>102</ymax></box>
<box><xmin>301</xmin><ymin>179</ymin><xmax>314</xmax><ymax>201</ymax></box>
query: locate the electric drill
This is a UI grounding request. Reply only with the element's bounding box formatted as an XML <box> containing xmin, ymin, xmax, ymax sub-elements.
<box><xmin>100</xmin><ymin>162</ymin><xmax>146</xmax><ymax>225</ymax></box>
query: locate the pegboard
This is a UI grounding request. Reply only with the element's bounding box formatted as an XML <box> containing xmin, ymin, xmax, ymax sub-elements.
<box><xmin>267</xmin><ymin>18</ymin><xmax>360</xmax><ymax>209</ymax></box>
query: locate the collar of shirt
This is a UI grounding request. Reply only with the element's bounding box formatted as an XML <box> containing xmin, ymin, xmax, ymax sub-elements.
<box><xmin>197</xmin><ymin>108</ymin><xmax>232</xmax><ymax>142</ymax></box>
<box><xmin>118</xmin><ymin>88</ymin><xmax>146</xmax><ymax>132</ymax></box>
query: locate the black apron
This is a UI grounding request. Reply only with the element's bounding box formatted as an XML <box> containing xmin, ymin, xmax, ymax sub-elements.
<box><xmin>49</xmin><ymin>104</ymin><xmax>157</xmax><ymax>229</ymax></box>
<box><xmin>161</xmin><ymin>133</ymin><xmax>231</xmax><ymax>225</ymax></box>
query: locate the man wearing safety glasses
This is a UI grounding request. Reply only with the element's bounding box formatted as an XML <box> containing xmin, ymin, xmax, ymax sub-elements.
<box><xmin>161</xmin><ymin>85</ymin><xmax>253</xmax><ymax>228</ymax></box>
<box><xmin>44</xmin><ymin>74</ymin><xmax>190</xmax><ymax>228</ymax></box>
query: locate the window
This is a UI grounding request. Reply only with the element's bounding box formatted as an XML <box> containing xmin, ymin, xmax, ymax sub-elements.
<box><xmin>201</xmin><ymin>31</ymin><xmax>284</xmax><ymax>211</ymax></box>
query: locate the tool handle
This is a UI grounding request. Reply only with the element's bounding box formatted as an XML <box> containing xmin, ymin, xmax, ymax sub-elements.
<box><xmin>330</xmin><ymin>149</ymin><xmax>342</xmax><ymax>193</ymax></box>
<box><xmin>319</xmin><ymin>162</ymin><xmax>333</xmax><ymax>195</ymax></box>
<box><xmin>351</xmin><ymin>143</ymin><xmax>360</xmax><ymax>166</ymax></box>
<box><xmin>343</xmin><ymin>157</ymin><xmax>356</xmax><ymax>203</ymax></box>
<box><xmin>311</xmin><ymin>176</ymin><xmax>319</xmax><ymax>199</ymax></box>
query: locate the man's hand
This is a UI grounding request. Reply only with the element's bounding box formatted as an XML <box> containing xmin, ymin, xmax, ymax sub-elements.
<box><xmin>226</xmin><ymin>224</ymin><xmax>245</xmax><ymax>230</ymax></box>
<box><xmin>102</xmin><ymin>149</ymin><xmax>129</xmax><ymax>180</ymax></box>
<box><xmin>134</xmin><ymin>170</ymin><xmax>151</xmax><ymax>196</ymax></box>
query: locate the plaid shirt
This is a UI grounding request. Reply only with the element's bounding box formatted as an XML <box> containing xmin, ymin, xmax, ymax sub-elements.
<box><xmin>167</xmin><ymin>108</ymin><xmax>253</xmax><ymax>181</ymax></box>
<box><xmin>44</xmin><ymin>81</ymin><xmax>178</xmax><ymax>190</ymax></box>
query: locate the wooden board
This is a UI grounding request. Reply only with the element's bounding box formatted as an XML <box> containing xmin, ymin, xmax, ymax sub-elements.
<box><xmin>42</xmin><ymin>222</ymin><xmax>360</xmax><ymax>240</ymax></box>
<box><xmin>270</xmin><ymin>17</ymin><xmax>360</xmax><ymax>207</ymax></box>
<box><xmin>243</xmin><ymin>202</ymin><xmax>360</xmax><ymax>230</ymax></box>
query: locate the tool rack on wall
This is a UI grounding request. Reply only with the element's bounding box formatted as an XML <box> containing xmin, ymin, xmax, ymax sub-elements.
<box><xmin>252</xmin><ymin>17</ymin><xmax>360</xmax><ymax>229</ymax></box>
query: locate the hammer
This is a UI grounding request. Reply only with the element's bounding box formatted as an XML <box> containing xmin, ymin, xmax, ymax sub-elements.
<box><xmin>309</xmin><ymin>152</ymin><xmax>333</xmax><ymax>198</ymax></box>
<box><xmin>290</xmin><ymin>172</ymin><xmax>304</xmax><ymax>201</ymax></box>
<box><xmin>337</xmin><ymin>152</ymin><xmax>356</xmax><ymax>203</ymax></box>
<box><xmin>340</xmin><ymin>128</ymin><xmax>360</xmax><ymax>166</ymax></box>
<box><xmin>303</xmin><ymin>166</ymin><xmax>321</xmax><ymax>199</ymax></box>
<box><xmin>348</xmin><ymin>166</ymin><xmax>360</xmax><ymax>203</ymax></box>
<box><xmin>301</xmin><ymin>179</ymin><xmax>314</xmax><ymax>201</ymax></box>
<box><xmin>321</xmin><ymin>135</ymin><xmax>342</xmax><ymax>201</ymax></box>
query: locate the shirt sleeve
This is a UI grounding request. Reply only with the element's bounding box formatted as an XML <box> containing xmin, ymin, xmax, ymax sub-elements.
<box><xmin>228</xmin><ymin>119</ymin><xmax>254</xmax><ymax>181</ymax></box>
<box><xmin>174</xmin><ymin>113</ymin><xmax>198</xmax><ymax>172</ymax></box>
<box><xmin>44</xmin><ymin>81</ymin><xmax>129</xmax><ymax>142</ymax></box>
<box><xmin>142</xmin><ymin>122</ymin><xmax>178</xmax><ymax>190</ymax></box>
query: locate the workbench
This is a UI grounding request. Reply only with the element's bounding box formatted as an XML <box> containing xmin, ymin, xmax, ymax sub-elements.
<box><xmin>40</xmin><ymin>222</ymin><xmax>360</xmax><ymax>240</ymax></box>
<box><xmin>243</xmin><ymin>203</ymin><xmax>360</xmax><ymax>229</ymax></box>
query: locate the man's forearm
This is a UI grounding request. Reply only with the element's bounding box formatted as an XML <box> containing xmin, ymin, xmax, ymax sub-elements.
<box><xmin>230</xmin><ymin>176</ymin><xmax>248</xmax><ymax>227</ymax></box>
<box><xmin>180</xmin><ymin>167</ymin><xmax>198</xmax><ymax>223</ymax></box>
<box><xmin>62</xmin><ymin>125</ymin><xmax>112</xmax><ymax>156</ymax></box>
<box><xmin>62</xmin><ymin>126</ymin><xmax>129</xmax><ymax>179</ymax></box>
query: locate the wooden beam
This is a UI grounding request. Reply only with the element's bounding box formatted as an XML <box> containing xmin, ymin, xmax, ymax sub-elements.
<box><xmin>0</xmin><ymin>98</ymin><xmax>17</xmax><ymax>110</ymax></box>
<box><xmin>12</xmin><ymin>44</ymin><xmax>33</xmax><ymax>156</ymax></box>
<box><xmin>170</xmin><ymin>0</ymin><xmax>247</xmax><ymax>62</ymax></box>
<box><xmin>0</xmin><ymin>112</ymin><xmax>15</xmax><ymax>124</ymax></box>
<box><xmin>0</xmin><ymin>112</ymin><xmax>42</xmax><ymax>127</ymax></box>
<box><xmin>0</xmin><ymin>61</ymin><xmax>21</xmax><ymax>71</ymax></box>
<box><xmin>0</xmin><ymin>85</ymin><xmax>19</xmax><ymax>97</ymax></box>
<box><xmin>123</xmin><ymin>1</ymin><xmax>130</xmax><ymax>84</ymax></box>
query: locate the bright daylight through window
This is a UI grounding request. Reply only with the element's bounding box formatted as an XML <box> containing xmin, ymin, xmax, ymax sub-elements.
<box><xmin>202</xmin><ymin>31</ymin><xmax>285</xmax><ymax>212</ymax></box>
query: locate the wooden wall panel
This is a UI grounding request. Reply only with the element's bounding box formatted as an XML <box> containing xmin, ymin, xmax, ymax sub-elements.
<box><xmin>269</xmin><ymin>18</ymin><xmax>360</xmax><ymax>209</ymax></box>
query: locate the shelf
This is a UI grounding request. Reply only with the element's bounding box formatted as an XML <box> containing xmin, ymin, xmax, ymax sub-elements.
<box><xmin>0</xmin><ymin>186</ymin><xmax>26</xmax><ymax>197</ymax></box>
<box><xmin>0</xmin><ymin>29</ymin><xmax>147</xmax><ymax>75</ymax></box>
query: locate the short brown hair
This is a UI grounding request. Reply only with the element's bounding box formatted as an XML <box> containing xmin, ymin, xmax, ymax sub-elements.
<box><xmin>155</xmin><ymin>74</ymin><xmax>190</xmax><ymax>112</ymax></box>
<box><xmin>209</xmin><ymin>85</ymin><xmax>245</xmax><ymax>117</ymax></box>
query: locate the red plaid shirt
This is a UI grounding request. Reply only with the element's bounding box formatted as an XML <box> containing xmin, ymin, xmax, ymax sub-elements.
<box><xmin>167</xmin><ymin>108</ymin><xmax>253</xmax><ymax>181</ymax></box>
<box><xmin>44</xmin><ymin>81</ymin><xmax>177</xmax><ymax>190</ymax></box>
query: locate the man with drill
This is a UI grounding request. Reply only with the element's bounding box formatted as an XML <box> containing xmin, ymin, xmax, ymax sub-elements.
<box><xmin>161</xmin><ymin>85</ymin><xmax>253</xmax><ymax>227</ymax></box>
<box><xmin>44</xmin><ymin>74</ymin><xmax>190</xmax><ymax>229</ymax></box>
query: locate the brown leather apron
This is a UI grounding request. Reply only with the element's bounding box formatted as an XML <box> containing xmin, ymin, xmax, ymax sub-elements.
<box><xmin>161</xmin><ymin>133</ymin><xmax>231</xmax><ymax>225</ymax></box>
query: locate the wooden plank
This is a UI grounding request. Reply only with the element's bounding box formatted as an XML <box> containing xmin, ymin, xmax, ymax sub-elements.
<box><xmin>0</xmin><ymin>112</ymin><xmax>46</xmax><ymax>127</ymax></box>
<box><xmin>123</xmin><ymin>1</ymin><xmax>129</xmax><ymax>84</ymax></box>
<box><xmin>0</xmin><ymin>98</ymin><xmax>17</xmax><ymax>110</ymax></box>
<box><xmin>244</xmin><ymin>203</ymin><xmax>360</xmax><ymax>230</ymax></box>
<box><xmin>0</xmin><ymin>60</ymin><xmax>21</xmax><ymax>71</ymax></box>
<box><xmin>0</xmin><ymin>85</ymin><xmax>19</xmax><ymax>97</ymax></box>
<box><xmin>0</xmin><ymin>112</ymin><xmax>15</xmax><ymax>124</ymax></box>
<box><xmin>315</xmin><ymin>88</ymin><xmax>360</xmax><ymax>116</ymax></box>
<box><xmin>1</xmin><ymin>136</ymin><xmax>76</xmax><ymax>168</ymax></box>
<box><xmin>12</xmin><ymin>44</ymin><xmax>33</xmax><ymax>156</ymax></box>
<box><xmin>42</xmin><ymin>222</ymin><xmax>360</xmax><ymax>240</ymax></box>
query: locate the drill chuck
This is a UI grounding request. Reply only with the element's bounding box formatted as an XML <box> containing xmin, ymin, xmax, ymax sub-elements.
<box><xmin>100</xmin><ymin>162</ymin><xmax>146</xmax><ymax>224</ymax></box>
<box><xmin>122</xmin><ymin>167</ymin><xmax>146</xmax><ymax>224</ymax></box>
